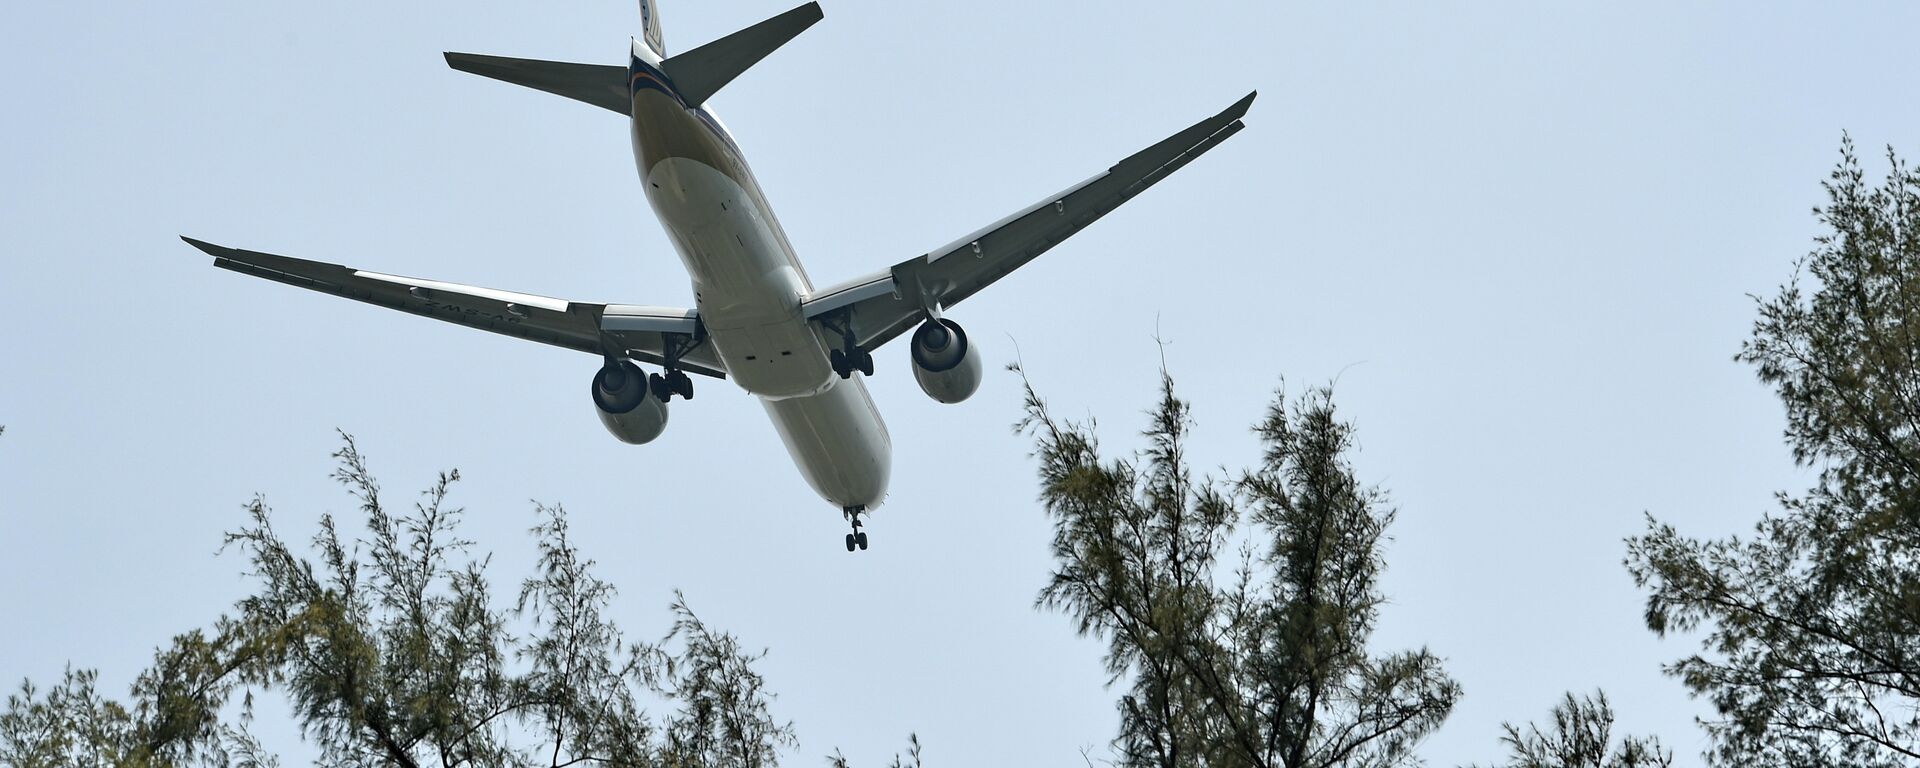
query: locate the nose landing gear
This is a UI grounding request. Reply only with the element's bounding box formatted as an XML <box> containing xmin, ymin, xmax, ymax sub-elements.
<box><xmin>843</xmin><ymin>506</ymin><xmax>869</xmax><ymax>552</ymax></box>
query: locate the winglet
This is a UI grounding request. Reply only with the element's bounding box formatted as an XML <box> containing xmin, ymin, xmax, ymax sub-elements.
<box><xmin>662</xmin><ymin>2</ymin><xmax>823</xmax><ymax>107</ymax></box>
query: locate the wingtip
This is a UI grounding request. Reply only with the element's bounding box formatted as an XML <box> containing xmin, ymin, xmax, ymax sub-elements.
<box><xmin>782</xmin><ymin>1</ymin><xmax>824</xmax><ymax>28</ymax></box>
<box><xmin>444</xmin><ymin>51</ymin><xmax>490</xmax><ymax>73</ymax></box>
<box><xmin>180</xmin><ymin>235</ymin><xmax>221</xmax><ymax>255</ymax></box>
<box><xmin>1225</xmin><ymin>90</ymin><xmax>1258</xmax><ymax>120</ymax></box>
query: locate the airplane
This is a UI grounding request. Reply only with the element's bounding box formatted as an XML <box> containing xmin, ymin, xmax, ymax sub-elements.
<box><xmin>183</xmin><ymin>1</ymin><xmax>1254</xmax><ymax>552</ymax></box>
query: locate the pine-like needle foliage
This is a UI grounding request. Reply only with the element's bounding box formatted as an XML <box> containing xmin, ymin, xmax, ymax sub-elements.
<box><xmin>1019</xmin><ymin>369</ymin><xmax>1460</xmax><ymax>768</ymax></box>
<box><xmin>0</xmin><ymin>647</ymin><xmax>269</xmax><ymax>768</ymax></box>
<box><xmin>1626</xmin><ymin>140</ymin><xmax>1920</xmax><ymax>766</ymax></box>
<box><xmin>827</xmin><ymin>733</ymin><xmax>922</xmax><ymax>768</ymax></box>
<box><xmin>1467</xmin><ymin>691</ymin><xmax>1671</xmax><ymax>768</ymax></box>
<box><xmin>1</xmin><ymin>434</ymin><xmax>795</xmax><ymax>768</ymax></box>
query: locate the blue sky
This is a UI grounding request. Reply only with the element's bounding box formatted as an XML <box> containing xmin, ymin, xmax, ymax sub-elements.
<box><xmin>5</xmin><ymin>1</ymin><xmax>1918</xmax><ymax>765</ymax></box>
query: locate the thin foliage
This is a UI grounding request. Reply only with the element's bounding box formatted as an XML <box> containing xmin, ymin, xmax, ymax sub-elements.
<box><xmin>1465</xmin><ymin>691</ymin><xmax>1671</xmax><ymax>768</ymax></box>
<box><xmin>827</xmin><ymin>733</ymin><xmax>922</xmax><ymax>768</ymax></box>
<box><xmin>1627</xmin><ymin>138</ymin><xmax>1920</xmax><ymax>766</ymax></box>
<box><xmin>1017</xmin><ymin>365</ymin><xmax>1459</xmax><ymax>768</ymax></box>
<box><xmin>2</xmin><ymin>433</ymin><xmax>794</xmax><ymax>768</ymax></box>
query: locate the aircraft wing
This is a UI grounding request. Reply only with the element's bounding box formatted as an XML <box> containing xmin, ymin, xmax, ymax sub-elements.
<box><xmin>801</xmin><ymin>91</ymin><xmax>1255</xmax><ymax>352</ymax></box>
<box><xmin>182</xmin><ymin>237</ymin><xmax>726</xmax><ymax>378</ymax></box>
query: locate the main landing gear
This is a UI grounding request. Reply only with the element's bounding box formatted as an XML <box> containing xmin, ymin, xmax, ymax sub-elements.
<box><xmin>829</xmin><ymin>347</ymin><xmax>873</xmax><ymax>380</ymax></box>
<box><xmin>821</xmin><ymin>314</ymin><xmax>874</xmax><ymax>380</ymax></box>
<box><xmin>650</xmin><ymin>369</ymin><xmax>694</xmax><ymax>401</ymax></box>
<box><xmin>843</xmin><ymin>506</ymin><xmax>869</xmax><ymax>552</ymax></box>
<box><xmin>623</xmin><ymin>328</ymin><xmax>707</xmax><ymax>402</ymax></box>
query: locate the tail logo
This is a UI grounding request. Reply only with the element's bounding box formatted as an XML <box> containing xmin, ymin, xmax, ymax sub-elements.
<box><xmin>639</xmin><ymin>0</ymin><xmax>666</xmax><ymax>56</ymax></box>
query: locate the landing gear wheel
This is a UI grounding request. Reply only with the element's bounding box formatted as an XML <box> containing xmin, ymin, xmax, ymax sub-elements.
<box><xmin>855</xmin><ymin>350</ymin><xmax>874</xmax><ymax>377</ymax></box>
<box><xmin>842</xmin><ymin>505</ymin><xmax>868</xmax><ymax>552</ymax></box>
<box><xmin>829</xmin><ymin>349</ymin><xmax>849</xmax><ymax>379</ymax></box>
<box><xmin>649</xmin><ymin>372</ymin><xmax>672</xmax><ymax>402</ymax></box>
<box><xmin>667</xmin><ymin>370</ymin><xmax>693</xmax><ymax>400</ymax></box>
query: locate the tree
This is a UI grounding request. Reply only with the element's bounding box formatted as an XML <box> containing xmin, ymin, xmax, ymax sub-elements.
<box><xmin>1468</xmin><ymin>691</ymin><xmax>1670</xmax><ymax>768</ymax></box>
<box><xmin>1626</xmin><ymin>139</ymin><xmax>1920</xmax><ymax>766</ymax></box>
<box><xmin>828</xmin><ymin>733</ymin><xmax>921</xmax><ymax>768</ymax></box>
<box><xmin>2</xmin><ymin>434</ymin><xmax>794</xmax><ymax>767</ymax></box>
<box><xmin>1019</xmin><ymin>369</ymin><xmax>1460</xmax><ymax>768</ymax></box>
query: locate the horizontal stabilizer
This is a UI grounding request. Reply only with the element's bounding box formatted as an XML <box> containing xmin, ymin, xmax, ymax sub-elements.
<box><xmin>662</xmin><ymin>2</ymin><xmax>822</xmax><ymax>107</ymax></box>
<box><xmin>445</xmin><ymin>53</ymin><xmax>631</xmax><ymax>116</ymax></box>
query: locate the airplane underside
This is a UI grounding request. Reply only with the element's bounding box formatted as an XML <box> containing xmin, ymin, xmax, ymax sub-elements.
<box><xmin>184</xmin><ymin>0</ymin><xmax>1253</xmax><ymax>552</ymax></box>
<box><xmin>642</xmin><ymin>151</ymin><xmax>894</xmax><ymax>524</ymax></box>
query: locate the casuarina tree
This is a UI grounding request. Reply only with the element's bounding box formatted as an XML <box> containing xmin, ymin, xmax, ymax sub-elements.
<box><xmin>1020</xmin><ymin>369</ymin><xmax>1460</xmax><ymax>768</ymax></box>
<box><xmin>1</xmin><ymin>434</ymin><xmax>794</xmax><ymax>768</ymax></box>
<box><xmin>1467</xmin><ymin>690</ymin><xmax>1671</xmax><ymax>768</ymax></box>
<box><xmin>1628</xmin><ymin>139</ymin><xmax>1920</xmax><ymax>766</ymax></box>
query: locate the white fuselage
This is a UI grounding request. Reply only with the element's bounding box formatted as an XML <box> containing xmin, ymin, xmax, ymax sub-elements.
<box><xmin>629</xmin><ymin>43</ymin><xmax>889</xmax><ymax>513</ymax></box>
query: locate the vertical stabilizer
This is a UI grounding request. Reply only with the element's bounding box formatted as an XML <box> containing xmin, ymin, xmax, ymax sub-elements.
<box><xmin>639</xmin><ymin>0</ymin><xmax>666</xmax><ymax>57</ymax></box>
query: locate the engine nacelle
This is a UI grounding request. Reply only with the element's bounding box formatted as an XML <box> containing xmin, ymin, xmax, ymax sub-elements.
<box><xmin>909</xmin><ymin>319</ymin><xmax>982</xmax><ymax>404</ymax></box>
<box><xmin>592</xmin><ymin>361</ymin><xmax>669</xmax><ymax>444</ymax></box>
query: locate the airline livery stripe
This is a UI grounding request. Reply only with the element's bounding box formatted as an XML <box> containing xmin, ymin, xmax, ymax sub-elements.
<box><xmin>630</xmin><ymin>57</ymin><xmax>744</xmax><ymax>156</ymax></box>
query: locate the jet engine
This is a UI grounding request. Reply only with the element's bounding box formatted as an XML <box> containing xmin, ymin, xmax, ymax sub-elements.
<box><xmin>908</xmin><ymin>318</ymin><xmax>982</xmax><ymax>404</ymax></box>
<box><xmin>592</xmin><ymin>360</ymin><xmax>669</xmax><ymax>444</ymax></box>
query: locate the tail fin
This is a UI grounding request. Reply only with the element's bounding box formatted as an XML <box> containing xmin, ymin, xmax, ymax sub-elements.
<box><xmin>661</xmin><ymin>2</ymin><xmax>822</xmax><ymax>107</ymax></box>
<box><xmin>638</xmin><ymin>0</ymin><xmax>666</xmax><ymax>58</ymax></box>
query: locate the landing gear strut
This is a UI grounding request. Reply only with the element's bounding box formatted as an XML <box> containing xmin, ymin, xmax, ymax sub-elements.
<box><xmin>842</xmin><ymin>506</ymin><xmax>869</xmax><ymax>552</ymax></box>
<box><xmin>629</xmin><ymin>329</ymin><xmax>705</xmax><ymax>402</ymax></box>
<box><xmin>821</xmin><ymin>314</ymin><xmax>874</xmax><ymax>380</ymax></box>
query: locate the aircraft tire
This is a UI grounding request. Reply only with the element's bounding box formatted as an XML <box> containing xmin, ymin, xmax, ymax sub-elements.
<box><xmin>845</xmin><ymin>533</ymin><xmax>857</xmax><ymax>552</ymax></box>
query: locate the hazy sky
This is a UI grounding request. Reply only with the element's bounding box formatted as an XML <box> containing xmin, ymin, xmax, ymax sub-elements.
<box><xmin>5</xmin><ymin>1</ymin><xmax>1919</xmax><ymax>765</ymax></box>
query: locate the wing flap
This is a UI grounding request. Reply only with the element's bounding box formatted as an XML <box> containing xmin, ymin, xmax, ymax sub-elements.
<box><xmin>184</xmin><ymin>237</ymin><xmax>725</xmax><ymax>377</ymax></box>
<box><xmin>922</xmin><ymin>92</ymin><xmax>1254</xmax><ymax>308</ymax></box>
<box><xmin>602</xmin><ymin>304</ymin><xmax>702</xmax><ymax>335</ymax></box>
<box><xmin>803</xmin><ymin>92</ymin><xmax>1255</xmax><ymax>351</ymax></box>
<box><xmin>799</xmin><ymin>275</ymin><xmax>895</xmax><ymax>319</ymax></box>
